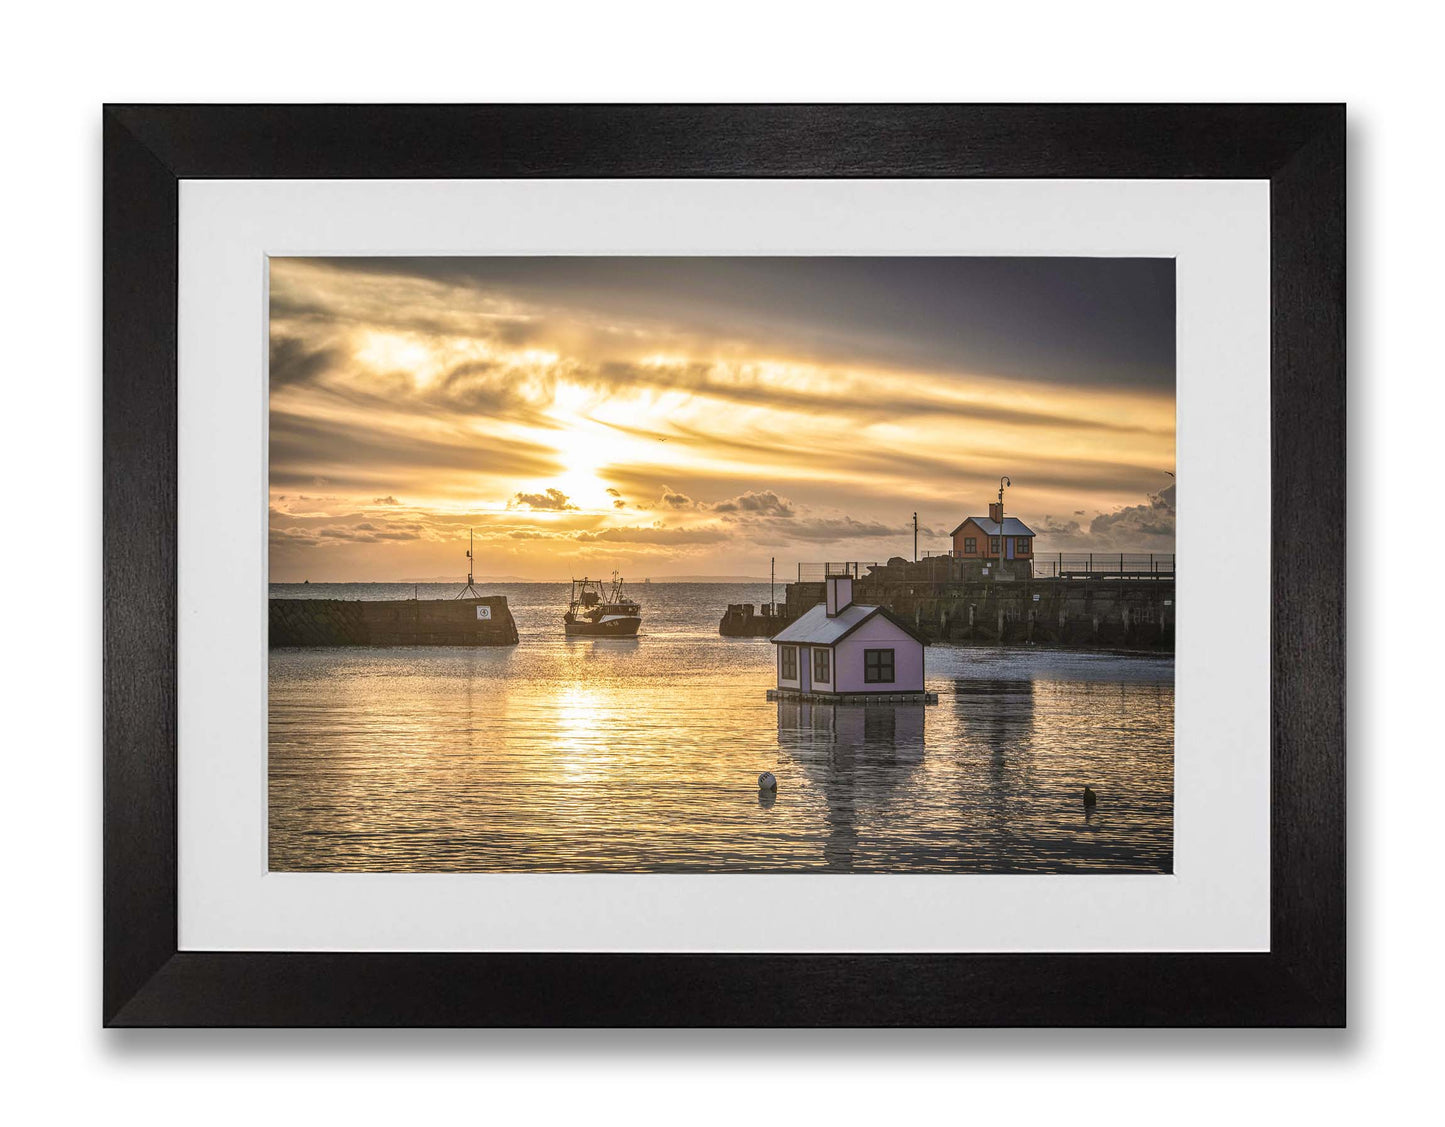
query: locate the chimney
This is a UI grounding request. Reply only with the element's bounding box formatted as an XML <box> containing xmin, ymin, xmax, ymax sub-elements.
<box><xmin>825</xmin><ymin>574</ymin><xmax>853</xmax><ymax>617</ymax></box>
<box><xmin>989</xmin><ymin>501</ymin><xmax>1003</xmax><ymax>523</ymax></box>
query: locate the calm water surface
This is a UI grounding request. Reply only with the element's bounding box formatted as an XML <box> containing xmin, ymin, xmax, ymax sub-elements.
<box><xmin>269</xmin><ymin>582</ymin><xmax>1173</xmax><ymax>873</ymax></box>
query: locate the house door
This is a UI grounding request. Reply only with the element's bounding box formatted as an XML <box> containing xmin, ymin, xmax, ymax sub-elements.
<box><xmin>799</xmin><ymin>646</ymin><xmax>811</xmax><ymax>692</ymax></box>
<box><xmin>1005</xmin><ymin>537</ymin><xmax>1015</xmax><ymax>560</ymax></box>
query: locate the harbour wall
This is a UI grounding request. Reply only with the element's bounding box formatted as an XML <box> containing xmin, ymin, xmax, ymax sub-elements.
<box><xmin>718</xmin><ymin>602</ymin><xmax>798</xmax><ymax>637</ymax></box>
<box><xmin>782</xmin><ymin>559</ymin><xmax>1174</xmax><ymax>650</ymax></box>
<box><xmin>269</xmin><ymin>595</ymin><xmax>519</xmax><ymax>647</ymax></box>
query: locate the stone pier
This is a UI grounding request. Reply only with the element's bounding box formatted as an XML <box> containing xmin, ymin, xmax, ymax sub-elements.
<box><xmin>781</xmin><ymin>557</ymin><xmax>1174</xmax><ymax>651</ymax></box>
<box><xmin>269</xmin><ymin>595</ymin><xmax>519</xmax><ymax>647</ymax></box>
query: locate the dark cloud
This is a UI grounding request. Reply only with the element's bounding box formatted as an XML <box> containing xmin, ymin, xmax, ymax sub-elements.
<box><xmin>269</xmin><ymin>410</ymin><xmax>561</xmax><ymax>488</ymax></box>
<box><xmin>711</xmin><ymin>489</ymin><xmax>795</xmax><ymax>518</ymax></box>
<box><xmin>270</xmin><ymin>527</ymin><xmax>318</xmax><ymax>546</ymax></box>
<box><xmin>511</xmin><ymin>488</ymin><xmax>577</xmax><ymax>511</ymax></box>
<box><xmin>269</xmin><ymin>335</ymin><xmax>343</xmax><ymax>388</ymax></box>
<box><xmin>426</xmin><ymin>360</ymin><xmax>528</xmax><ymax>416</ymax></box>
<box><xmin>1086</xmin><ymin>484</ymin><xmax>1176</xmax><ymax>541</ymax></box>
<box><xmin>781</xmin><ymin>517</ymin><xmax>909</xmax><ymax>541</ymax></box>
<box><xmin>269</xmin><ymin>284</ymin><xmax>547</xmax><ymax>351</ymax></box>
<box><xmin>588</xmin><ymin>360</ymin><xmax>1168</xmax><ymax>436</ymax></box>
<box><xmin>641</xmin><ymin>420</ymin><xmax>1170</xmax><ymax>500</ymax></box>
<box><xmin>1035</xmin><ymin>485</ymin><xmax>1176</xmax><ymax>550</ymax></box>
<box><xmin>659</xmin><ymin>487</ymin><xmax>693</xmax><ymax>510</ymax></box>
<box><xmin>574</xmin><ymin>525</ymin><xmax>730</xmax><ymax>545</ymax></box>
<box><xmin>293</xmin><ymin>256</ymin><xmax>1175</xmax><ymax>391</ymax></box>
<box><xmin>373</xmin><ymin>496</ymin><xmax>402</xmax><ymax>506</ymax></box>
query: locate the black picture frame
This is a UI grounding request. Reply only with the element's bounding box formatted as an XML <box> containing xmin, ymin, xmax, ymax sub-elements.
<box><xmin>104</xmin><ymin>104</ymin><xmax>1344</xmax><ymax>1027</ymax></box>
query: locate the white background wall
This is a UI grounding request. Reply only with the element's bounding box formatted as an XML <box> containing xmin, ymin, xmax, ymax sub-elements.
<box><xmin>0</xmin><ymin>2</ymin><xmax>1432</xmax><ymax>1123</ymax></box>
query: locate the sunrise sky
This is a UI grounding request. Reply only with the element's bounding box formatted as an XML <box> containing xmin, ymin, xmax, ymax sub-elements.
<box><xmin>268</xmin><ymin>257</ymin><xmax>1175</xmax><ymax>582</ymax></box>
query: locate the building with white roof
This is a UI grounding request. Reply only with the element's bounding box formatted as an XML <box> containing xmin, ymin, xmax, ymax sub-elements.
<box><xmin>950</xmin><ymin>500</ymin><xmax>1035</xmax><ymax>565</ymax></box>
<box><xmin>768</xmin><ymin>575</ymin><xmax>930</xmax><ymax>700</ymax></box>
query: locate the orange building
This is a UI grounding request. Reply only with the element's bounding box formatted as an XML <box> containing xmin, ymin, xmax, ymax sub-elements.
<box><xmin>950</xmin><ymin>502</ymin><xmax>1035</xmax><ymax>563</ymax></box>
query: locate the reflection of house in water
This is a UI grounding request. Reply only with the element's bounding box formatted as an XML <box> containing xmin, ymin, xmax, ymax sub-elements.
<box><xmin>953</xmin><ymin>679</ymin><xmax>1037</xmax><ymax>843</ymax></box>
<box><xmin>954</xmin><ymin>679</ymin><xmax>1036</xmax><ymax>749</ymax></box>
<box><xmin>776</xmin><ymin>697</ymin><xmax>926</xmax><ymax>870</ymax></box>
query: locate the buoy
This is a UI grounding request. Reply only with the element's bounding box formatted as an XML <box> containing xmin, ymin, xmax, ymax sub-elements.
<box><xmin>758</xmin><ymin>771</ymin><xmax>777</xmax><ymax>791</ymax></box>
<box><xmin>1083</xmin><ymin>786</ymin><xmax>1097</xmax><ymax>808</ymax></box>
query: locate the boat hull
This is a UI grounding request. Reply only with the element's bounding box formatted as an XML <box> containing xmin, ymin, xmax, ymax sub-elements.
<box><xmin>564</xmin><ymin>616</ymin><xmax>641</xmax><ymax>637</ymax></box>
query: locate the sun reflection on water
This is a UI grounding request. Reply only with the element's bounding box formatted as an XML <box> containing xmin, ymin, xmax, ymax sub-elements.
<box><xmin>269</xmin><ymin>584</ymin><xmax>1173</xmax><ymax>873</ymax></box>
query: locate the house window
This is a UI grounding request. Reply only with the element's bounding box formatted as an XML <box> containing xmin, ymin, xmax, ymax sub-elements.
<box><xmin>813</xmin><ymin>647</ymin><xmax>831</xmax><ymax>684</ymax></box>
<box><xmin>1016</xmin><ymin>537</ymin><xmax>1030</xmax><ymax>554</ymax></box>
<box><xmin>989</xmin><ymin>537</ymin><xmax>1000</xmax><ymax>554</ymax></box>
<box><xmin>864</xmin><ymin>649</ymin><xmax>895</xmax><ymax>683</ymax></box>
<box><xmin>780</xmin><ymin>646</ymin><xmax>797</xmax><ymax>679</ymax></box>
<box><xmin>963</xmin><ymin>536</ymin><xmax>977</xmax><ymax>554</ymax></box>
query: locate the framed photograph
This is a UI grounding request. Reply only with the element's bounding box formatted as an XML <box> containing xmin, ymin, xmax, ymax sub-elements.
<box><xmin>104</xmin><ymin>104</ymin><xmax>1343</xmax><ymax>1026</ymax></box>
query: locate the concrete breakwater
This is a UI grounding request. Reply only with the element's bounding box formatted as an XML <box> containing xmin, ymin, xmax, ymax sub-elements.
<box><xmin>269</xmin><ymin>595</ymin><xmax>519</xmax><ymax>647</ymax></box>
<box><xmin>780</xmin><ymin>558</ymin><xmax>1174</xmax><ymax>651</ymax></box>
<box><xmin>718</xmin><ymin>603</ymin><xmax>797</xmax><ymax>637</ymax></box>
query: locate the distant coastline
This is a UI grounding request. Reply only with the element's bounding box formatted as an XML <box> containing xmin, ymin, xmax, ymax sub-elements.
<box><xmin>273</xmin><ymin>576</ymin><xmax>775</xmax><ymax>585</ymax></box>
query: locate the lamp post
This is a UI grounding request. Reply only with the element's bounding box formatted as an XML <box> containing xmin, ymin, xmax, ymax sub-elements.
<box><xmin>997</xmin><ymin>475</ymin><xmax>1010</xmax><ymax>573</ymax></box>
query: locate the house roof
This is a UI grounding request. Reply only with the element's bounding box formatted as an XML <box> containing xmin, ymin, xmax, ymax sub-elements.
<box><xmin>770</xmin><ymin>602</ymin><xmax>928</xmax><ymax>647</ymax></box>
<box><xmin>949</xmin><ymin>515</ymin><xmax>1035</xmax><ymax>538</ymax></box>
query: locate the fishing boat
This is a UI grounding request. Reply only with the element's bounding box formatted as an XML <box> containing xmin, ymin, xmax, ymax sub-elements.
<box><xmin>563</xmin><ymin>572</ymin><xmax>642</xmax><ymax>637</ymax></box>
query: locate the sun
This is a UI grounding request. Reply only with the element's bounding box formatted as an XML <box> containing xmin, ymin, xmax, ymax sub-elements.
<box><xmin>551</xmin><ymin>424</ymin><xmax>620</xmax><ymax>509</ymax></box>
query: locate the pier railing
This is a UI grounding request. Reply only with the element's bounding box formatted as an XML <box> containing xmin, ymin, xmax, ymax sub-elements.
<box><xmin>917</xmin><ymin>551</ymin><xmax>1176</xmax><ymax>578</ymax></box>
<box><xmin>796</xmin><ymin>562</ymin><xmax>878</xmax><ymax>582</ymax></box>
<box><xmin>796</xmin><ymin>555</ymin><xmax>1174</xmax><ymax>583</ymax></box>
<box><xmin>1031</xmin><ymin>552</ymin><xmax>1174</xmax><ymax>578</ymax></box>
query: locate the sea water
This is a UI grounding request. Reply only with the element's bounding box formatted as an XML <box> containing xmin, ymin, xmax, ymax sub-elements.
<box><xmin>268</xmin><ymin>582</ymin><xmax>1173</xmax><ymax>873</ymax></box>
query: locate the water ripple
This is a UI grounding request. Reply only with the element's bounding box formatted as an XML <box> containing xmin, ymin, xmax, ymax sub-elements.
<box><xmin>269</xmin><ymin>584</ymin><xmax>1172</xmax><ymax>873</ymax></box>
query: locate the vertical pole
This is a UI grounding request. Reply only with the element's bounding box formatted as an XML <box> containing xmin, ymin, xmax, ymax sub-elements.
<box><xmin>913</xmin><ymin>512</ymin><xmax>918</xmax><ymax>562</ymax></box>
<box><xmin>770</xmin><ymin>556</ymin><xmax>775</xmax><ymax>615</ymax></box>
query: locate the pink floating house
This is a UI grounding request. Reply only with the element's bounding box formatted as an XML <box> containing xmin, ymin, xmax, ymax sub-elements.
<box><xmin>768</xmin><ymin>575</ymin><xmax>933</xmax><ymax>701</ymax></box>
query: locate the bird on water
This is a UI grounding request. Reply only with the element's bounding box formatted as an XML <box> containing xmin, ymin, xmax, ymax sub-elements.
<box><xmin>1083</xmin><ymin>786</ymin><xmax>1098</xmax><ymax>808</ymax></box>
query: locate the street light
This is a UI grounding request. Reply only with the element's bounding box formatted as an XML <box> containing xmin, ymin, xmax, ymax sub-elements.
<box><xmin>997</xmin><ymin>475</ymin><xmax>1010</xmax><ymax>573</ymax></box>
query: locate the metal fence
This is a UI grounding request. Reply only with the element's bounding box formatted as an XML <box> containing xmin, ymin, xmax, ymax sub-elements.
<box><xmin>796</xmin><ymin>555</ymin><xmax>1173</xmax><ymax>582</ymax></box>
<box><xmin>918</xmin><ymin>551</ymin><xmax>1175</xmax><ymax>578</ymax></box>
<box><xmin>795</xmin><ymin>561</ymin><xmax>878</xmax><ymax>582</ymax></box>
<box><xmin>1030</xmin><ymin>552</ymin><xmax>1174</xmax><ymax>578</ymax></box>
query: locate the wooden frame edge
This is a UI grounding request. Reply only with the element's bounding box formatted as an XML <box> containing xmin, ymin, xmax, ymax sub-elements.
<box><xmin>102</xmin><ymin>104</ymin><xmax>1345</xmax><ymax>1027</ymax></box>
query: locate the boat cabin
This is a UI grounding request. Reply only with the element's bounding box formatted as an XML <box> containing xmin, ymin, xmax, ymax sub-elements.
<box><xmin>769</xmin><ymin>575</ymin><xmax>927</xmax><ymax>698</ymax></box>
